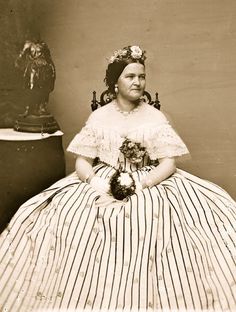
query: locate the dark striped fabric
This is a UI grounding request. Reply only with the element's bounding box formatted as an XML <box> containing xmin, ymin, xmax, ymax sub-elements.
<box><xmin>0</xmin><ymin>162</ymin><xmax>236</xmax><ymax>312</ymax></box>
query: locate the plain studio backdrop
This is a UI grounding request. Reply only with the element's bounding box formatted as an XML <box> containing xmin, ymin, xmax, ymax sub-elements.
<box><xmin>1</xmin><ymin>0</ymin><xmax>236</xmax><ymax>198</ymax></box>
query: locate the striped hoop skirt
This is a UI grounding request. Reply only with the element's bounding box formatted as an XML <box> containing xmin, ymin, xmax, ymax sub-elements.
<box><xmin>0</xmin><ymin>164</ymin><xmax>236</xmax><ymax>312</ymax></box>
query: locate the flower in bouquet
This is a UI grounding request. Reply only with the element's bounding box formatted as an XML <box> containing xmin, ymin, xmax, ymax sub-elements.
<box><xmin>119</xmin><ymin>138</ymin><xmax>147</xmax><ymax>163</ymax></box>
<box><xmin>110</xmin><ymin>170</ymin><xmax>136</xmax><ymax>200</ymax></box>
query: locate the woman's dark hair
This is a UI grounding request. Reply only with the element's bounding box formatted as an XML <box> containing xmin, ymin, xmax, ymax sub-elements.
<box><xmin>104</xmin><ymin>58</ymin><xmax>145</xmax><ymax>95</ymax></box>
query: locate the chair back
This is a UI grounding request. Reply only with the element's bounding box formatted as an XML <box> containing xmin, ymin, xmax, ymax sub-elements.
<box><xmin>91</xmin><ymin>90</ymin><xmax>161</xmax><ymax>111</ymax></box>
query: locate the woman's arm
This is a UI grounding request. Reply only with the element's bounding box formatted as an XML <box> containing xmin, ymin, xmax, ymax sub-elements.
<box><xmin>75</xmin><ymin>156</ymin><xmax>110</xmax><ymax>193</ymax></box>
<box><xmin>75</xmin><ymin>156</ymin><xmax>95</xmax><ymax>182</ymax></box>
<box><xmin>141</xmin><ymin>157</ymin><xmax>176</xmax><ymax>188</ymax></box>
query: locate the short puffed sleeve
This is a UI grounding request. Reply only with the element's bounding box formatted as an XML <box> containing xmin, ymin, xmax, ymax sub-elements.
<box><xmin>145</xmin><ymin>123</ymin><xmax>189</xmax><ymax>160</ymax></box>
<box><xmin>67</xmin><ymin>117</ymin><xmax>98</xmax><ymax>159</ymax></box>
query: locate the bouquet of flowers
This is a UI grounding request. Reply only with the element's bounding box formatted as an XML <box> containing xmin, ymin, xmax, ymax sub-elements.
<box><xmin>119</xmin><ymin>138</ymin><xmax>147</xmax><ymax>163</ymax></box>
<box><xmin>110</xmin><ymin>170</ymin><xmax>136</xmax><ymax>200</ymax></box>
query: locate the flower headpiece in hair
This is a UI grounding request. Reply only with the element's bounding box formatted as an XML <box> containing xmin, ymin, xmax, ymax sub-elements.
<box><xmin>108</xmin><ymin>45</ymin><xmax>146</xmax><ymax>64</ymax></box>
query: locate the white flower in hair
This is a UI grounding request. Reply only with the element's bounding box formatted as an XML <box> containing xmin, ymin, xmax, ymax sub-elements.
<box><xmin>130</xmin><ymin>46</ymin><xmax>143</xmax><ymax>59</ymax></box>
<box><xmin>120</xmin><ymin>49</ymin><xmax>128</xmax><ymax>56</ymax></box>
<box><xmin>108</xmin><ymin>55</ymin><xmax>117</xmax><ymax>63</ymax></box>
<box><xmin>113</xmin><ymin>50</ymin><xmax>120</xmax><ymax>57</ymax></box>
<box><xmin>118</xmin><ymin>172</ymin><xmax>133</xmax><ymax>186</ymax></box>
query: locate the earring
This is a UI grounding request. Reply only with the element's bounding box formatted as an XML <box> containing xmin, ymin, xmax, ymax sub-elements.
<box><xmin>114</xmin><ymin>85</ymin><xmax>118</xmax><ymax>94</ymax></box>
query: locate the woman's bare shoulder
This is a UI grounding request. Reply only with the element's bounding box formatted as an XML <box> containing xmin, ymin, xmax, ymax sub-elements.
<box><xmin>87</xmin><ymin>102</ymin><xmax>114</xmax><ymax>123</ymax></box>
<box><xmin>142</xmin><ymin>103</ymin><xmax>168</xmax><ymax>124</ymax></box>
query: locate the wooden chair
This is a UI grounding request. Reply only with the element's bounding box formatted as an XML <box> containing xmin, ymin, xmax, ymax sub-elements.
<box><xmin>91</xmin><ymin>90</ymin><xmax>161</xmax><ymax>111</ymax></box>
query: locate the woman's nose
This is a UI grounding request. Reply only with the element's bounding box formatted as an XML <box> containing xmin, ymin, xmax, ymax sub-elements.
<box><xmin>133</xmin><ymin>77</ymin><xmax>140</xmax><ymax>85</ymax></box>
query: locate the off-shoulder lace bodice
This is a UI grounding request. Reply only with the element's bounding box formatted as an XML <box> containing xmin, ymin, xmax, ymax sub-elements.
<box><xmin>67</xmin><ymin>101</ymin><xmax>189</xmax><ymax>167</ymax></box>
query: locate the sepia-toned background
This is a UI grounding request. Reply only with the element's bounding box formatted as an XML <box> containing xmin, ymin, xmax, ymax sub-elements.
<box><xmin>1</xmin><ymin>0</ymin><xmax>236</xmax><ymax>198</ymax></box>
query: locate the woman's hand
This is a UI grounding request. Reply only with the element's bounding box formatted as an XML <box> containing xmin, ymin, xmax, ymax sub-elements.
<box><xmin>90</xmin><ymin>176</ymin><xmax>110</xmax><ymax>194</ymax></box>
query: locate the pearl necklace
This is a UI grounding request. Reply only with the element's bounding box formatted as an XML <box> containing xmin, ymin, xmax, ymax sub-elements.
<box><xmin>114</xmin><ymin>102</ymin><xmax>141</xmax><ymax>117</ymax></box>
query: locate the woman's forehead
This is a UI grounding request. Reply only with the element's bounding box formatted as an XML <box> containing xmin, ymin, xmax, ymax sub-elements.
<box><xmin>121</xmin><ymin>63</ymin><xmax>145</xmax><ymax>75</ymax></box>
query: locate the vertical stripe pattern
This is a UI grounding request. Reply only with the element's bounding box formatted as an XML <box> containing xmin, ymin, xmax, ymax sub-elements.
<box><xmin>0</xmin><ymin>165</ymin><xmax>236</xmax><ymax>312</ymax></box>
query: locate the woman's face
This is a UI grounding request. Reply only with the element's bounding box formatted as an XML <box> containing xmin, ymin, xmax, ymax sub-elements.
<box><xmin>117</xmin><ymin>63</ymin><xmax>146</xmax><ymax>102</ymax></box>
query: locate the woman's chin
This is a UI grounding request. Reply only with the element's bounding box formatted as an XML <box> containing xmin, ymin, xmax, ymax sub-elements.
<box><xmin>128</xmin><ymin>94</ymin><xmax>143</xmax><ymax>102</ymax></box>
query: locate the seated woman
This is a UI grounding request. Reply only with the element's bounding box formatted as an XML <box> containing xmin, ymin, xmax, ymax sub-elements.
<box><xmin>0</xmin><ymin>45</ymin><xmax>236</xmax><ymax>312</ymax></box>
